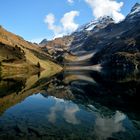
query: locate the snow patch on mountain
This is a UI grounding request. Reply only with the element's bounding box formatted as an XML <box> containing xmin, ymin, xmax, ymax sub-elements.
<box><xmin>129</xmin><ymin>3</ymin><xmax>140</xmax><ymax>16</ymax></box>
<box><xmin>76</xmin><ymin>16</ymin><xmax>114</xmax><ymax>32</ymax></box>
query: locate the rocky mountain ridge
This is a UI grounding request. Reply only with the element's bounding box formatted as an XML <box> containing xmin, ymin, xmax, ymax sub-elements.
<box><xmin>39</xmin><ymin>39</ymin><xmax>48</xmax><ymax>47</ymax></box>
<box><xmin>40</xmin><ymin>3</ymin><xmax>140</xmax><ymax>70</ymax></box>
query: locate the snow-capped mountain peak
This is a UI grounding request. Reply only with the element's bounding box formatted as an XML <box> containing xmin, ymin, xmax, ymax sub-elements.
<box><xmin>128</xmin><ymin>3</ymin><xmax>140</xmax><ymax>16</ymax></box>
<box><xmin>76</xmin><ymin>16</ymin><xmax>114</xmax><ymax>32</ymax></box>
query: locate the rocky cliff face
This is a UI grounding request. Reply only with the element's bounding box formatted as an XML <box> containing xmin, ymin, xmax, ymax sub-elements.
<box><xmin>69</xmin><ymin>16</ymin><xmax>114</xmax><ymax>55</ymax></box>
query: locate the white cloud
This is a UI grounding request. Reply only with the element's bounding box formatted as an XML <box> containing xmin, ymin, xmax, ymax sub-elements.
<box><xmin>44</xmin><ymin>11</ymin><xmax>79</xmax><ymax>38</ymax></box>
<box><xmin>67</xmin><ymin>0</ymin><xmax>74</xmax><ymax>3</ymax></box>
<box><xmin>61</xmin><ymin>11</ymin><xmax>79</xmax><ymax>33</ymax></box>
<box><xmin>44</xmin><ymin>13</ymin><xmax>62</xmax><ymax>37</ymax></box>
<box><xmin>85</xmin><ymin>0</ymin><xmax>125</xmax><ymax>23</ymax></box>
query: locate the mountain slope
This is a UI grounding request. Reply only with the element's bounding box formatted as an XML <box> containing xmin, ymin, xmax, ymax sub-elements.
<box><xmin>90</xmin><ymin>3</ymin><xmax>140</xmax><ymax>68</ymax></box>
<box><xmin>0</xmin><ymin>26</ymin><xmax>62</xmax><ymax>77</ymax></box>
<box><xmin>39</xmin><ymin>39</ymin><xmax>48</xmax><ymax>47</ymax></box>
<box><xmin>38</xmin><ymin>3</ymin><xmax>140</xmax><ymax>70</ymax></box>
<box><xmin>66</xmin><ymin>3</ymin><xmax>140</xmax><ymax>69</ymax></box>
<box><xmin>41</xmin><ymin>36</ymin><xmax>73</xmax><ymax>62</ymax></box>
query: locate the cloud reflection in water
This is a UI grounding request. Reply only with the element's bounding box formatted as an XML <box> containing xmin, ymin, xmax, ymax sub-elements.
<box><xmin>47</xmin><ymin>97</ymin><xmax>80</xmax><ymax>124</ymax></box>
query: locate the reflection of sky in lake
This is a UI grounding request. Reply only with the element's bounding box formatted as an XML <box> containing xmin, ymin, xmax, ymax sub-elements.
<box><xmin>47</xmin><ymin>97</ymin><xmax>80</xmax><ymax>124</ymax></box>
<box><xmin>0</xmin><ymin>93</ymin><xmax>140</xmax><ymax>140</ymax></box>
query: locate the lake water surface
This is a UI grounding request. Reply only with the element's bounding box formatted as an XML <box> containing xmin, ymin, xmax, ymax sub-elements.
<box><xmin>0</xmin><ymin>69</ymin><xmax>140</xmax><ymax>140</ymax></box>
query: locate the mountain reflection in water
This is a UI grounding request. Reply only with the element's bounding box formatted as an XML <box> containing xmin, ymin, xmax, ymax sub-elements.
<box><xmin>0</xmin><ymin>69</ymin><xmax>140</xmax><ymax>140</ymax></box>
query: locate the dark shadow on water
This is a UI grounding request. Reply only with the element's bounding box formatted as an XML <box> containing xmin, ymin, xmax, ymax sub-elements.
<box><xmin>0</xmin><ymin>78</ymin><xmax>26</xmax><ymax>97</ymax></box>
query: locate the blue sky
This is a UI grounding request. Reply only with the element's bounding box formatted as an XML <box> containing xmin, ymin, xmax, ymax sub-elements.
<box><xmin>0</xmin><ymin>0</ymin><xmax>139</xmax><ymax>43</ymax></box>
